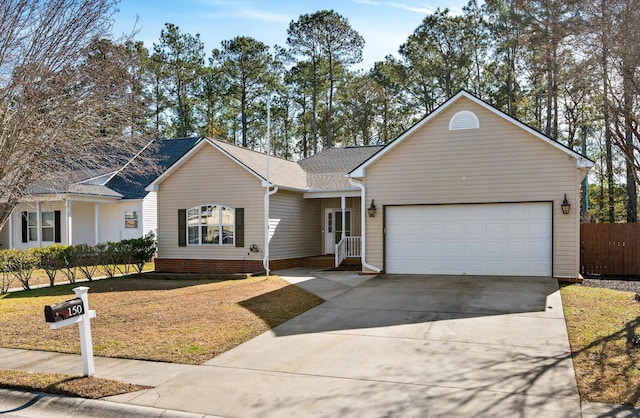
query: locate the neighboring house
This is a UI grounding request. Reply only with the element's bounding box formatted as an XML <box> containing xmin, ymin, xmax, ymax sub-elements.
<box><xmin>148</xmin><ymin>91</ymin><xmax>594</xmax><ymax>280</ymax></box>
<box><xmin>0</xmin><ymin>137</ymin><xmax>199</xmax><ymax>250</ymax></box>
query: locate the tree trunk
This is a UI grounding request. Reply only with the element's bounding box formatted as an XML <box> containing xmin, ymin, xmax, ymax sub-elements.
<box><xmin>241</xmin><ymin>87</ymin><xmax>248</xmax><ymax>147</ymax></box>
<box><xmin>624</xmin><ymin>65</ymin><xmax>637</xmax><ymax>221</ymax></box>
<box><xmin>327</xmin><ymin>51</ymin><xmax>333</xmax><ymax>149</ymax></box>
<box><xmin>312</xmin><ymin>59</ymin><xmax>318</xmax><ymax>155</ymax></box>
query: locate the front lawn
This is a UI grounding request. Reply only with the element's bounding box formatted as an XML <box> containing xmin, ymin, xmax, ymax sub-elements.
<box><xmin>561</xmin><ymin>284</ymin><xmax>640</xmax><ymax>406</ymax></box>
<box><xmin>0</xmin><ymin>275</ymin><xmax>323</xmax><ymax>364</ymax></box>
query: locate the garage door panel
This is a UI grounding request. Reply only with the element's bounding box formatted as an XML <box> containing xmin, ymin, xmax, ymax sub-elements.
<box><xmin>385</xmin><ymin>203</ymin><xmax>552</xmax><ymax>276</ymax></box>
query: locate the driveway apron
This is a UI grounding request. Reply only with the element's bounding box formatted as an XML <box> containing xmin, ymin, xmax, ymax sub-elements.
<box><xmin>119</xmin><ymin>271</ymin><xmax>580</xmax><ymax>417</ymax></box>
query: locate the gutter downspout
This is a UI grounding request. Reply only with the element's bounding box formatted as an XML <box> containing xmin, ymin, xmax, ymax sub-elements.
<box><xmin>348</xmin><ymin>178</ymin><xmax>382</xmax><ymax>273</ymax></box>
<box><xmin>263</xmin><ymin>182</ymin><xmax>278</xmax><ymax>277</ymax></box>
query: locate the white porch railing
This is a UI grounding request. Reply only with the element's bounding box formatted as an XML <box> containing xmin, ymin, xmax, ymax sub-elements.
<box><xmin>335</xmin><ymin>236</ymin><xmax>362</xmax><ymax>267</ymax></box>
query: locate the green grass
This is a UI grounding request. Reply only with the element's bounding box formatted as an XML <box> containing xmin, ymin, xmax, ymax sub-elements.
<box><xmin>561</xmin><ymin>284</ymin><xmax>640</xmax><ymax>406</ymax></box>
<box><xmin>0</xmin><ymin>274</ymin><xmax>323</xmax><ymax>399</ymax></box>
<box><xmin>0</xmin><ymin>275</ymin><xmax>323</xmax><ymax>364</ymax></box>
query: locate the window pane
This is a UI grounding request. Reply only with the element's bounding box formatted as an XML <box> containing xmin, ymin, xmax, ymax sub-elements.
<box><xmin>211</xmin><ymin>205</ymin><xmax>219</xmax><ymax>224</ymax></box>
<box><xmin>201</xmin><ymin>226</ymin><xmax>217</xmax><ymax>244</ymax></box>
<box><xmin>188</xmin><ymin>226</ymin><xmax>199</xmax><ymax>244</ymax></box>
<box><xmin>201</xmin><ymin>205</ymin><xmax>213</xmax><ymax>224</ymax></box>
<box><xmin>221</xmin><ymin>226</ymin><xmax>234</xmax><ymax>245</ymax></box>
<box><xmin>42</xmin><ymin>228</ymin><xmax>54</xmax><ymax>241</ymax></box>
<box><xmin>28</xmin><ymin>228</ymin><xmax>37</xmax><ymax>241</ymax></box>
<box><xmin>28</xmin><ymin>212</ymin><xmax>37</xmax><ymax>227</ymax></box>
<box><xmin>221</xmin><ymin>207</ymin><xmax>234</xmax><ymax>225</ymax></box>
<box><xmin>125</xmin><ymin>211</ymin><xmax>137</xmax><ymax>220</ymax></box>
<box><xmin>187</xmin><ymin>208</ymin><xmax>199</xmax><ymax>224</ymax></box>
<box><xmin>42</xmin><ymin>212</ymin><xmax>54</xmax><ymax>227</ymax></box>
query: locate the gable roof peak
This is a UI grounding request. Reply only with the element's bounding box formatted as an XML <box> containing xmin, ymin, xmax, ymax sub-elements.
<box><xmin>349</xmin><ymin>90</ymin><xmax>594</xmax><ymax>177</ymax></box>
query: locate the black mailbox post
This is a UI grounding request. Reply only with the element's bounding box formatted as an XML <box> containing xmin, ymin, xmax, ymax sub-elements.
<box><xmin>44</xmin><ymin>298</ymin><xmax>84</xmax><ymax>323</ymax></box>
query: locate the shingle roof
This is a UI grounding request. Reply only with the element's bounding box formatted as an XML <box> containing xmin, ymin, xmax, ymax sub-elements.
<box><xmin>298</xmin><ymin>146</ymin><xmax>383</xmax><ymax>190</ymax></box>
<box><xmin>210</xmin><ymin>139</ymin><xmax>382</xmax><ymax>191</ymax></box>
<box><xmin>105</xmin><ymin>137</ymin><xmax>201</xmax><ymax>199</ymax></box>
<box><xmin>211</xmin><ymin>138</ymin><xmax>308</xmax><ymax>189</ymax></box>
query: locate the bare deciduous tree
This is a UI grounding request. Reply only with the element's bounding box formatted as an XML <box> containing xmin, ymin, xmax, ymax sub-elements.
<box><xmin>0</xmin><ymin>0</ymin><xmax>151</xmax><ymax>228</ymax></box>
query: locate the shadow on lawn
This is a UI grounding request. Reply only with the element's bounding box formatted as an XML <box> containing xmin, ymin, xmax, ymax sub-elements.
<box><xmin>3</xmin><ymin>276</ymin><xmax>226</xmax><ymax>299</ymax></box>
<box><xmin>238</xmin><ymin>284</ymin><xmax>324</xmax><ymax>329</ymax></box>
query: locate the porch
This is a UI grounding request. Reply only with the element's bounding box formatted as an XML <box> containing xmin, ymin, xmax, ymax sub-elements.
<box><xmin>334</xmin><ymin>236</ymin><xmax>362</xmax><ymax>268</ymax></box>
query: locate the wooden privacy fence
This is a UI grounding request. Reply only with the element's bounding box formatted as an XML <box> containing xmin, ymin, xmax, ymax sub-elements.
<box><xmin>581</xmin><ymin>223</ymin><xmax>640</xmax><ymax>276</ymax></box>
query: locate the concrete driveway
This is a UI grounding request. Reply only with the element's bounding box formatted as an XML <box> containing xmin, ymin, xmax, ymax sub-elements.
<box><xmin>122</xmin><ymin>270</ymin><xmax>580</xmax><ymax>417</ymax></box>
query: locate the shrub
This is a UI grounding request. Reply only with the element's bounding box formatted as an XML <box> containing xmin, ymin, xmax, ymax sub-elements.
<box><xmin>75</xmin><ymin>244</ymin><xmax>99</xmax><ymax>281</ymax></box>
<box><xmin>127</xmin><ymin>234</ymin><xmax>156</xmax><ymax>275</ymax></box>
<box><xmin>37</xmin><ymin>245</ymin><xmax>69</xmax><ymax>287</ymax></box>
<box><xmin>4</xmin><ymin>248</ymin><xmax>40</xmax><ymax>291</ymax></box>
<box><xmin>99</xmin><ymin>241</ymin><xmax>122</xmax><ymax>278</ymax></box>
<box><xmin>0</xmin><ymin>250</ymin><xmax>14</xmax><ymax>294</ymax></box>
<box><xmin>59</xmin><ymin>245</ymin><xmax>78</xmax><ymax>284</ymax></box>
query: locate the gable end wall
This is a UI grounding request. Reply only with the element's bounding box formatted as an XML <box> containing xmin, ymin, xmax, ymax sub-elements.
<box><xmin>365</xmin><ymin>97</ymin><xmax>581</xmax><ymax>278</ymax></box>
<box><xmin>156</xmin><ymin>145</ymin><xmax>264</xmax><ymax>263</ymax></box>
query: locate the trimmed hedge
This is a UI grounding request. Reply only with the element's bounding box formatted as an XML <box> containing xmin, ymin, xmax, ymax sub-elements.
<box><xmin>0</xmin><ymin>235</ymin><xmax>156</xmax><ymax>293</ymax></box>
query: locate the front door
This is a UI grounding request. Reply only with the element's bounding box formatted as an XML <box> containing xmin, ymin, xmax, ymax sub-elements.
<box><xmin>325</xmin><ymin>209</ymin><xmax>351</xmax><ymax>254</ymax></box>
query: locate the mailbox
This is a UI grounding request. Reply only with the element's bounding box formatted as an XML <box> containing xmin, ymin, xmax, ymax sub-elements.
<box><xmin>44</xmin><ymin>298</ymin><xmax>84</xmax><ymax>323</ymax></box>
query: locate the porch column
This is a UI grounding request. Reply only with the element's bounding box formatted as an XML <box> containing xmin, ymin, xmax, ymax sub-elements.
<box><xmin>341</xmin><ymin>195</ymin><xmax>346</xmax><ymax>241</ymax></box>
<box><xmin>65</xmin><ymin>200</ymin><xmax>73</xmax><ymax>245</ymax></box>
<box><xmin>36</xmin><ymin>201</ymin><xmax>42</xmax><ymax>247</ymax></box>
<box><xmin>8</xmin><ymin>211</ymin><xmax>13</xmax><ymax>249</ymax></box>
<box><xmin>94</xmin><ymin>203</ymin><xmax>100</xmax><ymax>245</ymax></box>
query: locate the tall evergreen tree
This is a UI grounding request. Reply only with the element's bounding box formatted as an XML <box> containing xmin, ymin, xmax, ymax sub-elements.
<box><xmin>212</xmin><ymin>36</ymin><xmax>275</xmax><ymax>148</ymax></box>
<box><xmin>153</xmin><ymin>23</ymin><xmax>204</xmax><ymax>138</ymax></box>
<box><xmin>287</xmin><ymin>10</ymin><xmax>364</xmax><ymax>151</ymax></box>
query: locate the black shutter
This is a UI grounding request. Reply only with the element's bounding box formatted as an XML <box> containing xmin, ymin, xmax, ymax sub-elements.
<box><xmin>178</xmin><ymin>209</ymin><xmax>186</xmax><ymax>247</ymax></box>
<box><xmin>21</xmin><ymin>211</ymin><xmax>28</xmax><ymax>243</ymax></box>
<box><xmin>235</xmin><ymin>208</ymin><xmax>244</xmax><ymax>248</ymax></box>
<box><xmin>54</xmin><ymin>210</ymin><xmax>61</xmax><ymax>243</ymax></box>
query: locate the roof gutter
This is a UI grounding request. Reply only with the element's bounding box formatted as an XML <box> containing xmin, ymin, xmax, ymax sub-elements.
<box><xmin>348</xmin><ymin>177</ymin><xmax>382</xmax><ymax>273</ymax></box>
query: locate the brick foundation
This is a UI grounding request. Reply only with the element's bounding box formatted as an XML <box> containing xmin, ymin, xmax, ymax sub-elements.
<box><xmin>155</xmin><ymin>256</ymin><xmax>344</xmax><ymax>274</ymax></box>
<box><xmin>155</xmin><ymin>258</ymin><xmax>264</xmax><ymax>274</ymax></box>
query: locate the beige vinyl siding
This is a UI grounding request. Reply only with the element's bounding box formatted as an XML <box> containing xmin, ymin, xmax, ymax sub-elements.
<box><xmin>157</xmin><ymin>144</ymin><xmax>264</xmax><ymax>261</ymax></box>
<box><xmin>365</xmin><ymin>97</ymin><xmax>581</xmax><ymax>278</ymax></box>
<box><xmin>269</xmin><ymin>190</ymin><xmax>321</xmax><ymax>260</ymax></box>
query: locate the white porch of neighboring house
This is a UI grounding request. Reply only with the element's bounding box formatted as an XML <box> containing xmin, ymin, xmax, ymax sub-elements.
<box><xmin>0</xmin><ymin>196</ymin><xmax>153</xmax><ymax>250</ymax></box>
<box><xmin>304</xmin><ymin>192</ymin><xmax>363</xmax><ymax>268</ymax></box>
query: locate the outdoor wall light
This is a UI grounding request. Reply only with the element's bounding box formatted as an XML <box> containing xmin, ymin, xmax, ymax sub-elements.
<box><xmin>368</xmin><ymin>200</ymin><xmax>377</xmax><ymax>217</ymax></box>
<box><xmin>561</xmin><ymin>194</ymin><xmax>571</xmax><ymax>215</ymax></box>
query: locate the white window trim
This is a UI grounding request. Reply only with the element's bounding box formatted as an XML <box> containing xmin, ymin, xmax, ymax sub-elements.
<box><xmin>187</xmin><ymin>204</ymin><xmax>235</xmax><ymax>246</ymax></box>
<box><xmin>125</xmin><ymin>210</ymin><xmax>139</xmax><ymax>229</ymax></box>
<box><xmin>27</xmin><ymin>211</ymin><xmax>55</xmax><ymax>242</ymax></box>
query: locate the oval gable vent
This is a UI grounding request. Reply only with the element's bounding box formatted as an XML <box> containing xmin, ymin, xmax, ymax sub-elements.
<box><xmin>449</xmin><ymin>110</ymin><xmax>479</xmax><ymax>130</ymax></box>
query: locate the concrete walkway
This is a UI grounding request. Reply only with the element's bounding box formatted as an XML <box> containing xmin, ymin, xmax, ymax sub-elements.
<box><xmin>1</xmin><ymin>269</ymin><xmax>637</xmax><ymax>417</ymax></box>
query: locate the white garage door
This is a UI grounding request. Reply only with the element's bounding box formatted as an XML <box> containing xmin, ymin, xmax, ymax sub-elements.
<box><xmin>385</xmin><ymin>203</ymin><xmax>552</xmax><ymax>276</ymax></box>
